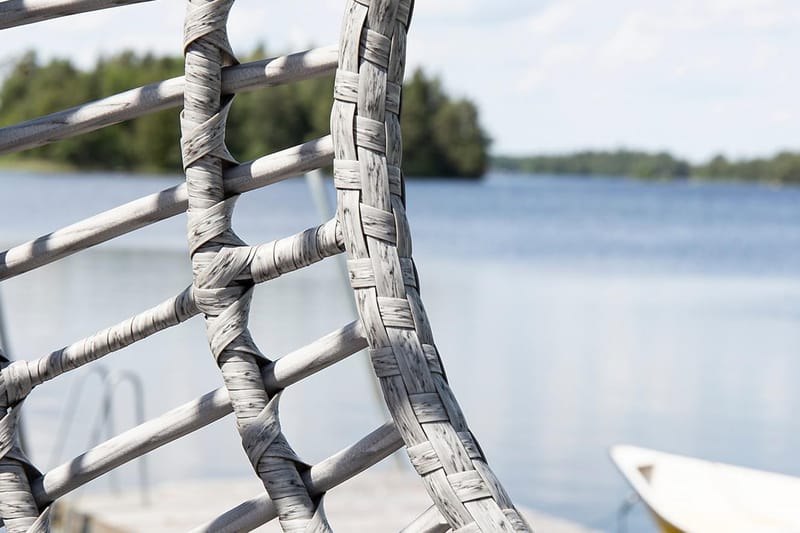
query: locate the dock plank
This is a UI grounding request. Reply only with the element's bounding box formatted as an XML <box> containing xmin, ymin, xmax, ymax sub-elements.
<box><xmin>52</xmin><ymin>469</ymin><xmax>598</xmax><ymax>532</ymax></box>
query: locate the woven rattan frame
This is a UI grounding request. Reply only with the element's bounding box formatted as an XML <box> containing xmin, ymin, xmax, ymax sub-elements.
<box><xmin>0</xmin><ymin>1</ymin><xmax>532</xmax><ymax>531</ymax></box>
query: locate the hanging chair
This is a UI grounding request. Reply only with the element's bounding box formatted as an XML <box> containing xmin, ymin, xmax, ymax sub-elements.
<box><xmin>0</xmin><ymin>1</ymin><xmax>532</xmax><ymax>531</ymax></box>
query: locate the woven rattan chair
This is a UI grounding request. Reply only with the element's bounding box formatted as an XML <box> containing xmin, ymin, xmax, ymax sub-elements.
<box><xmin>0</xmin><ymin>1</ymin><xmax>532</xmax><ymax>531</ymax></box>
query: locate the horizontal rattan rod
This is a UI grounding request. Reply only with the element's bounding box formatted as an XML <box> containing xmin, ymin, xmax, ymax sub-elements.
<box><xmin>0</xmin><ymin>46</ymin><xmax>337</xmax><ymax>155</ymax></box>
<box><xmin>223</xmin><ymin>45</ymin><xmax>337</xmax><ymax>95</ymax></box>
<box><xmin>4</xmin><ymin>219</ymin><xmax>343</xmax><ymax>402</ymax></box>
<box><xmin>0</xmin><ymin>0</ymin><xmax>153</xmax><ymax>30</ymax></box>
<box><xmin>32</xmin><ymin>387</ymin><xmax>229</xmax><ymax>504</ymax></box>
<box><xmin>192</xmin><ymin>422</ymin><xmax>403</xmax><ymax>533</ymax></box>
<box><xmin>31</xmin><ymin>320</ymin><xmax>367</xmax><ymax>504</ymax></box>
<box><xmin>400</xmin><ymin>505</ymin><xmax>450</xmax><ymax>533</ymax></box>
<box><xmin>262</xmin><ymin>320</ymin><xmax>364</xmax><ymax>390</ymax></box>
<box><xmin>12</xmin><ymin>287</ymin><xmax>195</xmax><ymax>403</ymax></box>
<box><xmin>0</xmin><ymin>135</ymin><xmax>334</xmax><ymax>281</ymax></box>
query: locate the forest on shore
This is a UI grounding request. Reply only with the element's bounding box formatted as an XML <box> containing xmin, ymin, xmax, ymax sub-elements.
<box><xmin>2</xmin><ymin>49</ymin><xmax>798</xmax><ymax>184</ymax></box>
<box><xmin>0</xmin><ymin>48</ymin><xmax>490</xmax><ymax>177</ymax></box>
<box><xmin>493</xmin><ymin>149</ymin><xmax>800</xmax><ymax>185</ymax></box>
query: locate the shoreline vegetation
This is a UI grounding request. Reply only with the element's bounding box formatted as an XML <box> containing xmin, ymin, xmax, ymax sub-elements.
<box><xmin>0</xmin><ymin>48</ymin><xmax>489</xmax><ymax>178</ymax></box>
<box><xmin>2</xmin><ymin>50</ymin><xmax>797</xmax><ymax>185</ymax></box>
<box><xmin>493</xmin><ymin>150</ymin><xmax>800</xmax><ymax>185</ymax></box>
<box><xmin>5</xmin><ymin>148</ymin><xmax>800</xmax><ymax>187</ymax></box>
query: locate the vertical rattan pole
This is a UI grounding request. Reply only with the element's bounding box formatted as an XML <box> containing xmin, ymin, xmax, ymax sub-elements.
<box><xmin>0</xmin><ymin>460</ymin><xmax>39</xmax><ymax>533</ymax></box>
<box><xmin>330</xmin><ymin>0</ymin><xmax>533</xmax><ymax>530</ymax></box>
<box><xmin>0</xmin><ymin>355</ymin><xmax>49</xmax><ymax>532</ymax></box>
<box><xmin>181</xmin><ymin>1</ymin><xmax>329</xmax><ymax>531</ymax></box>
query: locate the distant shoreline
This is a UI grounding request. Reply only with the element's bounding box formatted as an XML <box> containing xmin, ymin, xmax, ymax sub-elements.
<box><xmin>487</xmin><ymin>167</ymin><xmax>796</xmax><ymax>187</ymax></box>
<box><xmin>0</xmin><ymin>159</ymin><xmax>487</xmax><ymax>181</ymax></box>
<box><xmin>0</xmin><ymin>156</ymin><xmax>76</xmax><ymax>173</ymax></box>
<box><xmin>492</xmin><ymin>150</ymin><xmax>800</xmax><ymax>185</ymax></box>
<box><xmin>1</xmin><ymin>156</ymin><xmax>797</xmax><ymax>187</ymax></box>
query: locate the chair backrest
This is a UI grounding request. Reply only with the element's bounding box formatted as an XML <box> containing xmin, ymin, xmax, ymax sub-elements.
<box><xmin>0</xmin><ymin>1</ymin><xmax>532</xmax><ymax>531</ymax></box>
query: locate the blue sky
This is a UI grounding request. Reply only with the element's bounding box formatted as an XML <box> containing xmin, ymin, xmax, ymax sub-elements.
<box><xmin>2</xmin><ymin>0</ymin><xmax>798</xmax><ymax>161</ymax></box>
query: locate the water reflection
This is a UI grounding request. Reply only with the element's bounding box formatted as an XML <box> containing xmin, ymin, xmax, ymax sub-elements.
<box><xmin>0</xmin><ymin>171</ymin><xmax>798</xmax><ymax>531</ymax></box>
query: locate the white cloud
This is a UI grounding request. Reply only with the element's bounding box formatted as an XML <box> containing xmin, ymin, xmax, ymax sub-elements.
<box><xmin>527</xmin><ymin>1</ymin><xmax>578</xmax><ymax>35</ymax></box>
<box><xmin>423</xmin><ymin>0</ymin><xmax>482</xmax><ymax>17</ymax></box>
<box><xmin>708</xmin><ymin>0</ymin><xmax>800</xmax><ymax>27</ymax></box>
<box><xmin>596</xmin><ymin>11</ymin><xmax>664</xmax><ymax>70</ymax></box>
<box><xmin>518</xmin><ymin>43</ymin><xmax>586</xmax><ymax>91</ymax></box>
<box><xmin>770</xmin><ymin>110</ymin><xmax>793</xmax><ymax>124</ymax></box>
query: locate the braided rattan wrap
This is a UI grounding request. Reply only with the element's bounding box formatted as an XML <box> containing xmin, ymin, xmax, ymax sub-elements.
<box><xmin>0</xmin><ymin>0</ymin><xmax>533</xmax><ymax>531</ymax></box>
<box><xmin>181</xmin><ymin>1</ymin><xmax>330</xmax><ymax>531</ymax></box>
<box><xmin>330</xmin><ymin>1</ymin><xmax>532</xmax><ymax>531</ymax></box>
<box><xmin>0</xmin><ymin>354</ymin><xmax>49</xmax><ymax>532</ymax></box>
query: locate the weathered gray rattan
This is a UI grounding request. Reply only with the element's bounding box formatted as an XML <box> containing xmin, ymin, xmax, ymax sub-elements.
<box><xmin>0</xmin><ymin>1</ymin><xmax>533</xmax><ymax>531</ymax></box>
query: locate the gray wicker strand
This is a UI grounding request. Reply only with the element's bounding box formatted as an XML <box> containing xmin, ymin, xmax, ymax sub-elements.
<box><xmin>181</xmin><ymin>1</ymin><xmax>330</xmax><ymax>531</ymax></box>
<box><xmin>0</xmin><ymin>219</ymin><xmax>341</xmax><ymax>413</ymax></box>
<box><xmin>0</xmin><ymin>353</ymin><xmax>49</xmax><ymax>532</ymax></box>
<box><xmin>330</xmin><ymin>0</ymin><xmax>533</xmax><ymax>530</ymax></box>
<box><xmin>0</xmin><ymin>0</ymin><xmax>533</xmax><ymax>529</ymax></box>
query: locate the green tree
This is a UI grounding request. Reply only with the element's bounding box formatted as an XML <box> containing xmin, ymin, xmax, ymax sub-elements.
<box><xmin>401</xmin><ymin>69</ymin><xmax>447</xmax><ymax>176</ymax></box>
<box><xmin>767</xmin><ymin>152</ymin><xmax>800</xmax><ymax>184</ymax></box>
<box><xmin>401</xmin><ymin>68</ymin><xmax>489</xmax><ymax>177</ymax></box>
<box><xmin>431</xmin><ymin>100</ymin><xmax>489</xmax><ymax>177</ymax></box>
<box><xmin>1</xmin><ymin>50</ymin><xmax>490</xmax><ymax>177</ymax></box>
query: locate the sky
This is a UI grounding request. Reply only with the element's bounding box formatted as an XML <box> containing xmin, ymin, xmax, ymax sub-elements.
<box><xmin>1</xmin><ymin>0</ymin><xmax>799</xmax><ymax>161</ymax></box>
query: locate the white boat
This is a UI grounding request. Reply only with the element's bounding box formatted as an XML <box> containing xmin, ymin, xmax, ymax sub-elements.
<box><xmin>610</xmin><ymin>445</ymin><xmax>800</xmax><ymax>532</ymax></box>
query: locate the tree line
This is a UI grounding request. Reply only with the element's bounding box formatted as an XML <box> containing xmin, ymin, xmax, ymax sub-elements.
<box><xmin>0</xmin><ymin>49</ymin><xmax>490</xmax><ymax>177</ymax></box>
<box><xmin>493</xmin><ymin>149</ymin><xmax>800</xmax><ymax>185</ymax></box>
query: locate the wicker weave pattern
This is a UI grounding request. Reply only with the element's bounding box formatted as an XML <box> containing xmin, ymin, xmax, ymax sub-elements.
<box><xmin>0</xmin><ymin>1</ymin><xmax>533</xmax><ymax>531</ymax></box>
<box><xmin>331</xmin><ymin>1</ymin><xmax>532</xmax><ymax>531</ymax></box>
<box><xmin>181</xmin><ymin>1</ymin><xmax>330</xmax><ymax>531</ymax></box>
<box><xmin>0</xmin><ymin>361</ymin><xmax>48</xmax><ymax>533</ymax></box>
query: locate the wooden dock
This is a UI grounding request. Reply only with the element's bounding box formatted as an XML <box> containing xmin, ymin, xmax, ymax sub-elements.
<box><xmin>52</xmin><ymin>469</ymin><xmax>598</xmax><ymax>532</ymax></box>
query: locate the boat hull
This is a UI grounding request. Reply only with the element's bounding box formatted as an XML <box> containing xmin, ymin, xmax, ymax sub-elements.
<box><xmin>610</xmin><ymin>445</ymin><xmax>800</xmax><ymax>533</ymax></box>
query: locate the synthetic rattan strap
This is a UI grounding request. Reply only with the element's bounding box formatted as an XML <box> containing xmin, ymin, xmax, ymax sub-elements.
<box><xmin>181</xmin><ymin>0</ymin><xmax>330</xmax><ymax>530</ymax></box>
<box><xmin>0</xmin><ymin>353</ymin><xmax>50</xmax><ymax>532</ymax></box>
<box><xmin>330</xmin><ymin>1</ymin><xmax>530</xmax><ymax>530</ymax></box>
<box><xmin>0</xmin><ymin>0</ymin><xmax>533</xmax><ymax>531</ymax></box>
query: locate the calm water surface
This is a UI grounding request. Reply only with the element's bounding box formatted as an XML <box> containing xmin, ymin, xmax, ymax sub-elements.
<box><xmin>0</xmin><ymin>170</ymin><xmax>799</xmax><ymax>531</ymax></box>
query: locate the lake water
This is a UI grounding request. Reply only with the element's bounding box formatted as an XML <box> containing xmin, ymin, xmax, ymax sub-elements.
<box><xmin>0</xmin><ymin>170</ymin><xmax>798</xmax><ymax>532</ymax></box>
